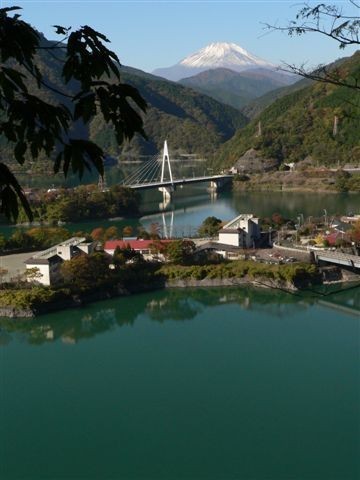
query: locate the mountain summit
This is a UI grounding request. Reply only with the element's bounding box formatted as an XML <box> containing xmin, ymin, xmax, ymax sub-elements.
<box><xmin>152</xmin><ymin>42</ymin><xmax>275</xmax><ymax>81</ymax></box>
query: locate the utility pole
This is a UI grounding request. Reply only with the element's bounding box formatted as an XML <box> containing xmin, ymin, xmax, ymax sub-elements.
<box><xmin>333</xmin><ymin>115</ymin><xmax>339</xmax><ymax>136</ymax></box>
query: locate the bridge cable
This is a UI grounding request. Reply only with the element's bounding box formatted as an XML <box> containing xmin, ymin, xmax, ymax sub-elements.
<box><xmin>148</xmin><ymin>159</ymin><xmax>163</xmax><ymax>183</ymax></box>
<box><xmin>136</xmin><ymin>157</ymin><xmax>160</xmax><ymax>185</ymax></box>
<box><xmin>124</xmin><ymin>156</ymin><xmax>158</xmax><ymax>185</ymax></box>
<box><xmin>135</xmin><ymin>157</ymin><xmax>160</xmax><ymax>184</ymax></box>
<box><xmin>122</xmin><ymin>155</ymin><xmax>159</xmax><ymax>185</ymax></box>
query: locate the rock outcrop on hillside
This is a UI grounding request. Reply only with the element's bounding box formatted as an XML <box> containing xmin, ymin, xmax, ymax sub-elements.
<box><xmin>233</xmin><ymin>148</ymin><xmax>280</xmax><ymax>173</ymax></box>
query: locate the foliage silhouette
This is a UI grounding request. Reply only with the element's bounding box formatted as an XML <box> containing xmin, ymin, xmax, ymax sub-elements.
<box><xmin>0</xmin><ymin>7</ymin><xmax>147</xmax><ymax>221</ymax></box>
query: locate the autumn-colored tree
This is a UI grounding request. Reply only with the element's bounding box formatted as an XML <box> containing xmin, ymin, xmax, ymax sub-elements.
<box><xmin>271</xmin><ymin>213</ymin><xmax>284</xmax><ymax>226</ymax></box>
<box><xmin>122</xmin><ymin>225</ymin><xmax>133</xmax><ymax>237</ymax></box>
<box><xmin>149</xmin><ymin>240</ymin><xmax>168</xmax><ymax>256</ymax></box>
<box><xmin>314</xmin><ymin>234</ymin><xmax>325</xmax><ymax>246</ymax></box>
<box><xmin>350</xmin><ymin>220</ymin><xmax>360</xmax><ymax>244</ymax></box>
<box><xmin>90</xmin><ymin>227</ymin><xmax>105</xmax><ymax>242</ymax></box>
<box><xmin>8</xmin><ymin>229</ymin><xmax>32</xmax><ymax>249</ymax></box>
<box><xmin>27</xmin><ymin>227</ymin><xmax>71</xmax><ymax>248</ymax></box>
<box><xmin>104</xmin><ymin>226</ymin><xmax>119</xmax><ymax>240</ymax></box>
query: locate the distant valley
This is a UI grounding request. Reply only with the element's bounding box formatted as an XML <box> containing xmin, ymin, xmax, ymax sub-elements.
<box><xmin>2</xmin><ymin>37</ymin><xmax>359</xmax><ymax>175</ymax></box>
<box><xmin>179</xmin><ymin>67</ymin><xmax>297</xmax><ymax>110</ymax></box>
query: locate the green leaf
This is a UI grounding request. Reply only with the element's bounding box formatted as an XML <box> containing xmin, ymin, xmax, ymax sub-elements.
<box><xmin>56</xmin><ymin>140</ymin><xmax>104</xmax><ymax>179</ymax></box>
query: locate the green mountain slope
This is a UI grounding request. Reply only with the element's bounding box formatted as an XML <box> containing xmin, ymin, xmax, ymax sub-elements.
<box><xmin>179</xmin><ymin>68</ymin><xmax>296</xmax><ymax>110</ymax></box>
<box><xmin>240</xmin><ymin>77</ymin><xmax>312</xmax><ymax>119</ymax></box>
<box><xmin>216</xmin><ymin>52</ymin><xmax>360</xmax><ymax>169</ymax></box>
<box><xmin>92</xmin><ymin>67</ymin><xmax>248</xmax><ymax>158</ymax></box>
<box><xmin>1</xmin><ymin>38</ymin><xmax>248</xmax><ymax>166</ymax></box>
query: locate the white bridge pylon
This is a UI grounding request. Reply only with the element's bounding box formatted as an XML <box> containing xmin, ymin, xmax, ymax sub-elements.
<box><xmin>160</xmin><ymin>140</ymin><xmax>173</xmax><ymax>184</ymax></box>
<box><xmin>158</xmin><ymin>140</ymin><xmax>174</xmax><ymax>201</ymax></box>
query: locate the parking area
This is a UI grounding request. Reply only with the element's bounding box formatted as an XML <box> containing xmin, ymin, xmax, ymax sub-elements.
<box><xmin>251</xmin><ymin>248</ymin><xmax>311</xmax><ymax>264</ymax></box>
<box><xmin>0</xmin><ymin>252</ymin><xmax>40</xmax><ymax>282</ymax></box>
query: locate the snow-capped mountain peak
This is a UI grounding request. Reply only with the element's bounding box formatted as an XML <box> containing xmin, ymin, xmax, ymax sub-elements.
<box><xmin>152</xmin><ymin>42</ymin><xmax>275</xmax><ymax>81</ymax></box>
<box><xmin>180</xmin><ymin>42</ymin><xmax>271</xmax><ymax>69</ymax></box>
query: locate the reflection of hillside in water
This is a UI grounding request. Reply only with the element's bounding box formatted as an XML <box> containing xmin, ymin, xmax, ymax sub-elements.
<box><xmin>145</xmin><ymin>288</ymin><xmax>307</xmax><ymax>323</ymax></box>
<box><xmin>1</xmin><ymin>285</ymin><xmax>359</xmax><ymax>346</ymax></box>
<box><xmin>0</xmin><ymin>287</ymin><xmax>312</xmax><ymax>346</ymax></box>
<box><xmin>313</xmin><ymin>283</ymin><xmax>360</xmax><ymax>316</ymax></box>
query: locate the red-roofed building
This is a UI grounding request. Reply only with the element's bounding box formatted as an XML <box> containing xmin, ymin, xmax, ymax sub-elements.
<box><xmin>104</xmin><ymin>239</ymin><xmax>172</xmax><ymax>261</ymax></box>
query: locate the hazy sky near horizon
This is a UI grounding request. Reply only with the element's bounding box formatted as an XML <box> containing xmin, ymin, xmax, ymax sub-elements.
<box><xmin>3</xmin><ymin>0</ymin><xmax>359</xmax><ymax>72</ymax></box>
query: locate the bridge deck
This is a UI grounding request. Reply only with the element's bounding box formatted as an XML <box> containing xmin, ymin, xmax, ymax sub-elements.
<box><xmin>127</xmin><ymin>175</ymin><xmax>233</xmax><ymax>190</ymax></box>
<box><xmin>314</xmin><ymin>250</ymin><xmax>360</xmax><ymax>268</ymax></box>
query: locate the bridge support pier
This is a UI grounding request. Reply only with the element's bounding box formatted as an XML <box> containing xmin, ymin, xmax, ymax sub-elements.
<box><xmin>159</xmin><ymin>186</ymin><xmax>174</xmax><ymax>199</ymax></box>
<box><xmin>159</xmin><ymin>185</ymin><xmax>174</xmax><ymax>203</ymax></box>
<box><xmin>209</xmin><ymin>180</ymin><xmax>219</xmax><ymax>191</ymax></box>
<box><xmin>208</xmin><ymin>177</ymin><xmax>232</xmax><ymax>192</ymax></box>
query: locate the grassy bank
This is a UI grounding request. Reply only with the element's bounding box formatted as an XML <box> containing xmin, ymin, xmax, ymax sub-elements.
<box><xmin>0</xmin><ymin>259</ymin><xmax>321</xmax><ymax>318</ymax></box>
<box><xmin>160</xmin><ymin>261</ymin><xmax>319</xmax><ymax>286</ymax></box>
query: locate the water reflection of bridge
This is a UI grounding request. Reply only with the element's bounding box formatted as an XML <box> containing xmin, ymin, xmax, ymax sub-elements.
<box><xmin>318</xmin><ymin>300</ymin><xmax>360</xmax><ymax>317</ymax></box>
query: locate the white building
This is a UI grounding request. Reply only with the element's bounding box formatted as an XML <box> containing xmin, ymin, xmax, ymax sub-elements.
<box><xmin>218</xmin><ymin>214</ymin><xmax>261</xmax><ymax>249</ymax></box>
<box><xmin>25</xmin><ymin>237</ymin><xmax>95</xmax><ymax>286</ymax></box>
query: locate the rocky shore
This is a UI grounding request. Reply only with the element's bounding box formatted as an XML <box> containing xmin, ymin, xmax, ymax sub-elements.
<box><xmin>0</xmin><ymin>275</ymin><xmax>323</xmax><ymax>319</ymax></box>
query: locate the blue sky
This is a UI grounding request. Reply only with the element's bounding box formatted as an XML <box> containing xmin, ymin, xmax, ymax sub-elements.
<box><xmin>2</xmin><ymin>0</ymin><xmax>359</xmax><ymax>72</ymax></box>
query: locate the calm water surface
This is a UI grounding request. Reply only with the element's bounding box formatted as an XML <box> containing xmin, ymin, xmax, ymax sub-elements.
<box><xmin>2</xmin><ymin>187</ymin><xmax>360</xmax><ymax>239</ymax></box>
<box><xmin>1</xmin><ymin>286</ymin><xmax>359</xmax><ymax>479</ymax></box>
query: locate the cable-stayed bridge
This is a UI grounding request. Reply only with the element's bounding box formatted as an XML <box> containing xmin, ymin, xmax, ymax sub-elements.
<box><xmin>120</xmin><ymin>141</ymin><xmax>232</xmax><ymax>202</ymax></box>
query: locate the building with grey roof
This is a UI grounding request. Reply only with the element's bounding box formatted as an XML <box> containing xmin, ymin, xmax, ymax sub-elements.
<box><xmin>25</xmin><ymin>237</ymin><xmax>95</xmax><ymax>286</ymax></box>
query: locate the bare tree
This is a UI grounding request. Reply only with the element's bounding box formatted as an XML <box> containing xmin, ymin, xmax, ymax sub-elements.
<box><xmin>265</xmin><ymin>1</ymin><xmax>360</xmax><ymax>91</ymax></box>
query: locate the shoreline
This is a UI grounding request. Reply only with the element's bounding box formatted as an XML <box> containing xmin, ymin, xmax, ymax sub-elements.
<box><xmin>232</xmin><ymin>169</ymin><xmax>360</xmax><ymax>194</ymax></box>
<box><xmin>1</xmin><ymin>272</ymin><xmax>357</xmax><ymax>320</ymax></box>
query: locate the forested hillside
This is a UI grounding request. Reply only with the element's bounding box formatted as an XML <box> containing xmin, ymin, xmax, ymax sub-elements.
<box><xmin>1</xmin><ymin>38</ymin><xmax>248</xmax><ymax>170</ymax></box>
<box><xmin>240</xmin><ymin>77</ymin><xmax>312</xmax><ymax>119</ymax></box>
<box><xmin>216</xmin><ymin>52</ymin><xmax>360</xmax><ymax>169</ymax></box>
<box><xmin>91</xmin><ymin>67</ymin><xmax>248</xmax><ymax>158</ymax></box>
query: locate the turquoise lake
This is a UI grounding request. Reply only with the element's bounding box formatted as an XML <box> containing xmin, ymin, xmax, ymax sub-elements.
<box><xmin>1</xmin><ymin>286</ymin><xmax>359</xmax><ymax>479</ymax></box>
<box><xmin>2</xmin><ymin>187</ymin><xmax>360</xmax><ymax>239</ymax></box>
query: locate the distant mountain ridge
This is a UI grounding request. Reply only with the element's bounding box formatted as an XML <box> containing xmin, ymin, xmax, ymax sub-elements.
<box><xmin>153</xmin><ymin>42</ymin><xmax>277</xmax><ymax>81</ymax></box>
<box><xmin>180</xmin><ymin>67</ymin><xmax>297</xmax><ymax>110</ymax></box>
